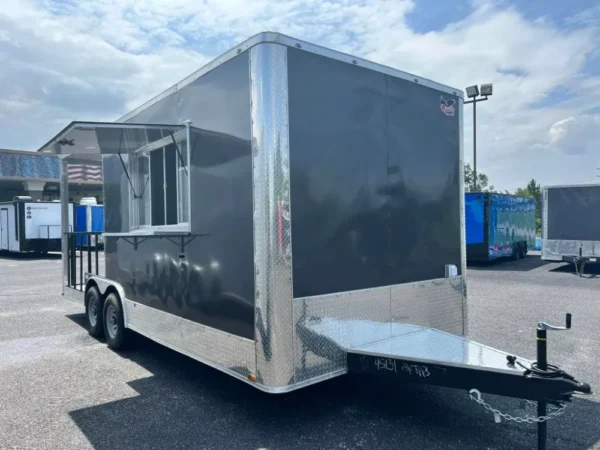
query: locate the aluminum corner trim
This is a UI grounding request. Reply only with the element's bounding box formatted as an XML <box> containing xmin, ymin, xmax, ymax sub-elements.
<box><xmin>542</xmin><ymin>187</ymin><xmax>548</xmax><ymax>241</ymax></box>
<box><xmin>60</xmin><ymin>157</ymin><xmax>69</xmax><ymax>295</ymax></box>
<box><xmin>250</xmin><ymin>43</ymin><xmax>295</xmax><ymax>389</ymax></box>
<box><xmin>457</xmin><ymin>98</ymin><xmax>468</xmax><ymax>335</ymax></box>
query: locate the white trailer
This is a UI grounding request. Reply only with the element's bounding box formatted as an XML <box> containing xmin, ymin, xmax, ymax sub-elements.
<box><xmin>0</xmin><ymin>197</ymin><xmax>74</xmax><ymax>253</ymax></box>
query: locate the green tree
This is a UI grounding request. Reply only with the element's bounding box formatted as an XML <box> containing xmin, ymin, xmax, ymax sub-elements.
<box><xmin>464</xmin><ymin>163</ymin><xmax>495</xmax><ymax>192</ymax></box>
<box><xmin>515</xmin><ymin>179</ymin><xmax>542</xmax><ymax>234</ymax></box>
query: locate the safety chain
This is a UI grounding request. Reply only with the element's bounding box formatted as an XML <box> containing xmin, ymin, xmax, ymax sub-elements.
<box><xmin>469</xmin><ymin>389</ymin><xmax>568</xmax><ymax>424</ymax></box>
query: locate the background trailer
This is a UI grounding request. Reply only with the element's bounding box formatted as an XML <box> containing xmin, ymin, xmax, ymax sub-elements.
<box><xmin>40</xmin><ymin>33</ymin><xmax>589</xmax><ymax>450</ymax></box>
<box><xmin>75</xmin><ymin>204</ymin><xmax>104</xmax><ymax>248</ymax></box>
<box><xmin>0</xmin><ymin>198</ymin><xmax>74</xmax><ymax>253</ymax></box>
<box><xmin>465</xmin><ymin>193</ymin><xmax>536</xmax><ymax>261</ymax></box>
<box><xmin>542</xmin><ymin>184</ymin><xmax>600</xmax><ymax>273</ymax></box>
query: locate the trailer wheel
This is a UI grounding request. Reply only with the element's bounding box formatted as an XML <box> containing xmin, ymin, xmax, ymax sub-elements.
<box><xmin>103</xmin><ymin>293</ymin><xmax>126</xmax><ymax>349</ymax></box>
<box><xmin>85</xmin><ymin>286</ymin><xmax>104</xmax><ymax>338</ymax></box>
<box><xmin>516</xmin><ymin>243</ymin><xmax>524</xmax><ymax>259</ymax></box>
<box><xmin>512</xmin><ymin>243</ymin><xmax>519</xmax><ymax>260</ymax></box>
<box><xmin>522</xmin><ymin>241</ymin><xmax>528</xmax><ymax>257</ymax></box>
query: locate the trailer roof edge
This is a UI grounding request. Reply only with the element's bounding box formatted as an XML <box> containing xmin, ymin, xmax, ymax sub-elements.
<box><xmin>117</xmin><ymin>31</ymin><xmax>464</xmax><ymax>124</ymax></box>
<box><xmin>543</xmin><ymin>183</ymin><xmax>600</xmax><ymax>189</ymax></box>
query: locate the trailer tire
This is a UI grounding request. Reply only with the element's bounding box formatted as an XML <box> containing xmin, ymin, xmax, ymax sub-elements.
<box><xmin>103</xmin><ymin>293</ymin><xmax>126</xmax><ymax>350</ymax></box>
<box><xmin>515</xmin><ymin>242</ymin><xmax>524</xmax><ymax>260</ymax></box>
<box><xmin>522</xmin><ymin>241</ymin><xmax>528</xmax><ymax>257</ymax></box>
<box><xmin>85</xmin><ymin>286</ymin><xmax>104</xmax><ymax>338</ymax></box>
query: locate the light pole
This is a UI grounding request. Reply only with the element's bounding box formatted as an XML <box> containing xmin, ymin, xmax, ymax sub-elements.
<box><xmin>464</xmin><ymin>84</ymin><xmax>493</xmax><ymax>191</ymax></box>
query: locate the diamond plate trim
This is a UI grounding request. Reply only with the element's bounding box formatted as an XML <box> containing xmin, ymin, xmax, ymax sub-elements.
<box><xmin>458</xmin><ymin>98</ymin><xmax>468</xmax><ymax>335</ymax></box>
<box><xmin>391</xmin><ymin>277</ymin><xmax>465</xmax><ymax>336</ymax></box>
<box><xmin>251</xmin><ymin>43</ymin><xmax>295</xmax><ymax>389</ymax></box>
<box><xmin>294</xmin><ymin>286</ymin><xmax>391</xmax><ymax>383</ymax></box>
<box><xmin>542</xmin><ymin>239</ymin><xmax>600</xmax><ymax>261</ymax></box>
<box><xmin>293</xmin><ymin>276</ymin><xmax>467</xmax><ymax>385</ymax></box>
<box><xmin>125</xmin><ymin>299</ymin><xmax>256</xmax><ymax>380</ymax></box>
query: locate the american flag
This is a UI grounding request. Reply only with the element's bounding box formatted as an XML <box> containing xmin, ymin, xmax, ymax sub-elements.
<box><xmin>68</xmin><ymin>164</ymin><xmax>102</xmax><ymax>182</ymax></box>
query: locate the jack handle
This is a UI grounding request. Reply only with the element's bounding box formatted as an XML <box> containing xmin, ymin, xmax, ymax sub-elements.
<box><xmin>537</xmin><ymin>313</ymin><xmax>571</xmax><ymax>331</ymax></box>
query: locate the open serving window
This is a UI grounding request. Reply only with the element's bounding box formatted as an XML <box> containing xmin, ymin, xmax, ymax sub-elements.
<box><xmin>39</xmin><ymin>121</ymin><xmax>191</xmax><ymax>235</ymax></box>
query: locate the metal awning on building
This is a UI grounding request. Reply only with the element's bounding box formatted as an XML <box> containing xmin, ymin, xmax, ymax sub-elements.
<box><xmin>38</xmin><ymin>122</ymin><xmax>185</xmax><ymax>157</ymax></box>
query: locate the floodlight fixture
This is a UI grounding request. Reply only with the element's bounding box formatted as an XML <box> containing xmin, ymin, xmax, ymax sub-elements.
<box><xmin>480</xmin><ymin>83</ymin><xmax>493</xmax><ymax>96</ymax></box>
<box><xmin>466</xmin><ymin>85</ymin><xmax>479</xmax><ymax>98</ymax></box>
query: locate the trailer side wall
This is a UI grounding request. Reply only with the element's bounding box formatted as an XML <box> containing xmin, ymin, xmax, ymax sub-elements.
<box><xmin>287</xmin><ymin>48</ymin><xmax>461</xmax><ymax>298</ymax></box>
<box><xmin>104</xmin><ymin>52</ymin><xmax>255</xmax><ymax>340</ymax></box>
<box><xmin>488</xmin><ymin>194</ymin><xmax>536</xmax><ymax>260</ymax></box>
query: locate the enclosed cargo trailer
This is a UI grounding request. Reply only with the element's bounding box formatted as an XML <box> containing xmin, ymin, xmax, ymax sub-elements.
<box><xmin>542</xmin><ymin>184</ymin><xmax>600</xmax><ymax>274</ymax></box>
<box><xmin>465</xmin><ymin>193</ymin><xmax>536</xmax><ymax>261</ymax></box>
<box><xmin>39</xmin><ymin>33</ymin><xmax>589</xmax><ymax>449</ymax></box>
<box><xmin>0</xmin><ymin>198</ymin><xmax>74</xmax><ymax>253</ymax></box>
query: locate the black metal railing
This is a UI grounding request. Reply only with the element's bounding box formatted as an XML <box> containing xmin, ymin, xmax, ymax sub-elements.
<box><xmin>65</xmin><ymin>231</ymin><xmax>102</xmax><ymax>291</ymax></box>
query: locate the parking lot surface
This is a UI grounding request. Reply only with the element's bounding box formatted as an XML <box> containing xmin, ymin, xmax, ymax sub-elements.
<box><xmin>1</xmin><ymin>252</ymin><xmax>599</xmax><ymax>450</ymax></box>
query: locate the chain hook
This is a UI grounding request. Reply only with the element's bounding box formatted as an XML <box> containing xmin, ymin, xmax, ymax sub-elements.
<box><xmin>469</xmin><ymin>388</ymin><xmax>482</xmax><ymax>402</ymax></box>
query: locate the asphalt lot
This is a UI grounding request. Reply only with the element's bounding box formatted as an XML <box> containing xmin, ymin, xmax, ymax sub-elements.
<box><xmin>1</xmin><ymin>251</ymin><xmax>599</xmax><ymax>450</ymax></box>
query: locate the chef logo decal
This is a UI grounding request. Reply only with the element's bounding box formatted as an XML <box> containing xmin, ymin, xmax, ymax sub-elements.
<box><xmin>440</xmin><ymin>96</ymin><xmax>456</xmax><ymax>116</ymax></box>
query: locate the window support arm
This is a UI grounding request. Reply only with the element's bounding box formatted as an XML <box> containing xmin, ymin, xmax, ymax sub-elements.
<box><xmin>117</xmin><ymin>131</ymin><xmax>142</xmax><ymax>199</ymax></box>
<box><xmin>170</xmin><ymin>132</ymin><xmax>188</xmax><ymax>176</ymax></box>
<box><xmin>118</xmin><ymin>152</ymin><xmax>140</xmax><ymax>198</ymax></box>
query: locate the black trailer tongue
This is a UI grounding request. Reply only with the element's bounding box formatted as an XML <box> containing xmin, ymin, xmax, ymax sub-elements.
<box><xmin>304</xmin><ymin>314</ymin><xmax>591</xmax><ymax>450</ymax></box>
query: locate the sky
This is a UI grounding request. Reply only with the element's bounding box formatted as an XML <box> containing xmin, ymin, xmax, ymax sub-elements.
<box><xmin>1</xmin><ymin>0</ymin><xmax>599</xmax><ymax>191</ymax></box>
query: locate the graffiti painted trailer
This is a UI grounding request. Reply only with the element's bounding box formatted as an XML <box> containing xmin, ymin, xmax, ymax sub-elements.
<box><xmin>0</xmin><ymin>198</ymin><xmax>74</xmax><ymax>253</ymax></box>
<box><xmin>465</xmin><ymin>193</ymin><xmax>536</xmax><ymax>261</ymax></box>
<box><xmin>542</xmin><ymin>184</ymin><xmax>600</xmax><ymax>275</ymax></box>
<box><xmin>39</xmin><ymin>33</ymin><xmax>589</xmax><ymax>450</ymax></box>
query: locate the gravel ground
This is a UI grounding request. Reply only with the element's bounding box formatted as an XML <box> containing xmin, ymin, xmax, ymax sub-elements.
<box><xmin>0</xmin><ymin>251</ymin><xmax>599</xmax><ymax>450</ymax></box>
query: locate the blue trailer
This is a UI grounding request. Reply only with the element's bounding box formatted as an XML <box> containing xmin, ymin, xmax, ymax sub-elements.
<box><xmin>75</xmin><ymin>205</ymin><xmax>104</xmax><ymax>247</ymax></box>
<box><xmin>465</xmin><ymin>193</ymin><xmax>536</xmax><ymax>261</ymax></box>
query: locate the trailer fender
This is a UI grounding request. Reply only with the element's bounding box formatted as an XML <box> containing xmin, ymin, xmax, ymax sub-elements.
<box><xmin>86</xmin><ymin>276</ymin><xmax>129</xmax><ymax>328</ymax></box>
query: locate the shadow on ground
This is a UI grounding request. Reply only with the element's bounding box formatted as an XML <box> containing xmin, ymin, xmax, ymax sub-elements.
<box><xmin>0</xmin><ymin>251</ymin><xmax>61</xmax><ymax>260</ymax></box>
<box><xmin>468</xmin><ymin>254</ymin><xmax>553</xmax><ymax>272</ymax></box>
<box><xmin>66</xmin><ymin>313</ymin><xmax>600</xmax><ymax>450</ymax></box>
<box><xmin>551</xmin><ymin>262</ymin><xmax>600</xmax><ymax>279</ymax></box>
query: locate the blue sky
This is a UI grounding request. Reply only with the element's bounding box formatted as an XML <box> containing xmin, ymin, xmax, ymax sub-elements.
<box><xmin>1</xmin><ymin>0</ymin><xmax>599</xmax><ymax>190</ymax></box>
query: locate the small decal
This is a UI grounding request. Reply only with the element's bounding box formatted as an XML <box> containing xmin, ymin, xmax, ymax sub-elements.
<box><xmin>440</xmin><ymin>96</ymin><xmax>456</xmax><ymax>116</ymax></box>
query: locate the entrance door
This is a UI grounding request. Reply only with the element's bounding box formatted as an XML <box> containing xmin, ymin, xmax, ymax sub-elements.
<box><xmin>0</xmin><ymin>209</ymin><xmax>8</xmax><ymax>250</ymax></box>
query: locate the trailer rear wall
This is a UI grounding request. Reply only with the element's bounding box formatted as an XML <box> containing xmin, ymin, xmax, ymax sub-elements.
<box><xmin>543</xmin><ymin>184</ymin><xmax>600</xmax><ymax>261</ymax></box>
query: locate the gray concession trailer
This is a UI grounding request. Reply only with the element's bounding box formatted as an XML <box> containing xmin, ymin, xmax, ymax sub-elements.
<box><xmin>542</xmin><ymin>184</ymin><xmax>600</xmax><ymax>275</ymax></box>
<box><xmin>39</xmin><ymin>33</ymin><xmax>589</xmax><ymax>449</ymax></box>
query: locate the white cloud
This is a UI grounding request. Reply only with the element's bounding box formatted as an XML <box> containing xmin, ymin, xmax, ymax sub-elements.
<box><xmin>549</xmin><ymin>115</ymin><xmax>600</xmax><ymax>155</ymax></box>
<box><xmin>0</xmin><ymin>0</ymin><xmax>599</xmax><ymax>189</ymax></box>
